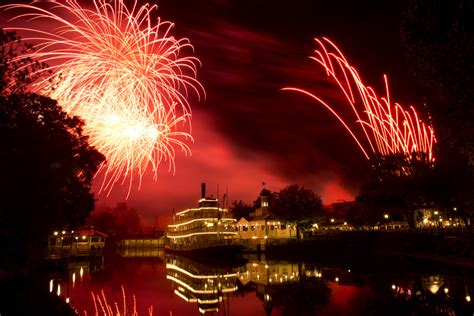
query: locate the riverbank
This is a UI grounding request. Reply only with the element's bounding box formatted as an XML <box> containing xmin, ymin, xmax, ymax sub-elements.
<box><xmin>260</xmin><ymin>231</ymin><xmax>474</xmax><ymax>270</ymax></box>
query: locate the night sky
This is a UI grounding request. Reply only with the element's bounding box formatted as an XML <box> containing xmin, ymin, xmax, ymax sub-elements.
<box><xmin>1</xmin><ymin>0</ymin><xmax>427</xmax><ymax>223</ymax></box>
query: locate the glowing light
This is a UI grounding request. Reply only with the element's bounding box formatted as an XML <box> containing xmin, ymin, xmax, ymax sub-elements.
<box><xmin>466</xmin><ymin>295</ymin><xmax>471</xmax><ymax>302</ymax></box>
<box><xmin>335</xmin><ymin>277</ymin><xmax>339</xmax><ymax>282</ymax></box>
<box><xmin>166</xmin><ymin>263</ymin><xmax>237</xmax><ymax>279</ymax></box>
<box><xmin>384</xmin><ymin>214</ymin><xmax>389</xmax><ymax>219</ymax></box>
<box><xmin>392</xmin><ymin>284</ymin><xmax>396</xmax><ymax>290</ymax></box>
<box><xmin>167</xmin><ymin>231</ymin><xmax>237</xmax><ymax>239</ymax></box>
<box><xmin>175</xmin><ymin>207</ymin><xmax>224</xmax><ymax>216</ymax></box>
<box><xmin>283</xmin><ymin>37</ymin><xmax>436</xmax><ymax>162</ymax></box>
<box><xmin>49</xmin><ymin>279</ymin><xmax>54</xmax><ymax>293</ymax></box>
<box><xmin>53</xmin><ymin>231</ymin><xmax>58</xmax><ymax>236</ymax></box>
<box><xmin>166</xmin><ymin>275</ymin><xmax>237</xmax><ymax>294</ymax></box>
<box><xmin>168</xmin><ymin>217</ymin><xmax>235</xmax><ymax>228</ymax></box>
<box><xmin>444</xmin><ymin>288</ymin><xmax>449</xmax><ymax>294</ymax></box>
<box><xmin>3</xmin><ymin>0</ymin><xmax>203</xmax><ymax>197</ymax></box>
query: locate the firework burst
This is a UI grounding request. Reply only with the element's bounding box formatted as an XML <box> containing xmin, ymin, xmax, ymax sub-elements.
<box><xmin>3</xmin><ymin>0</ymin><xmax>204</xmax><ymax>197</ymax></box>
<box><xmin>284</xmin><ymin>37</ymin><xmax>436</xmax><ymax>162</ymax></box>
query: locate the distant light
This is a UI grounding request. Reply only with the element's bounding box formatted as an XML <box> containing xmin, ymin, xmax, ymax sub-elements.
<box><xmin>330</xmin><ymin>218</ymin><xmax>335</xmax><ymax>223</ymax></box>
<box><xmin>65</xmin><ymin>297</ymin><xmax>70</xmax><ymax>304</ymax></box>
<box><xmin>454</xmin><ymin>207</ymin><xmax>457</xmax><ymax>211</ymax></box>
<box><xmin>49</xmin><ymin>279</ymin><xmax>54</xmax><ymax>292</ymax></box>
<box><xmin>439</xmin><ymin>218</ymin><xmax>443</xmax><ymax>222</ymax></box>
<box><xmin>434</xmin><ymin>211</ymin><xmax>439</xmax><ymax>215</ymax></box>
<box><xmin>344</xmin><ymin>222</ymin><xmax>347</xmax><ymax>225</ymax></box>
<box><xmin>82</xmin><ymin>236</ymin><xmax>86</xmax><ymax>240</ymax></box>
<box><xmin>62</xmin><ymin>230</ymin><xmax>66</xmax><ymax>234</ymax></box>
<box><xmin>384</xmin><ymin>214</ymin><xmax>389</xmax><ymax>219</ymax></box>
<box><xmin>53</xmin><ymin>231</ymin><xmax>58</xmax><ymax>236</ymax></box>
<box><xmin>444</xmin><ymin>288</ymin><xmax>449</xmax><ymax>294</ymax></box>
<box><xmin>335</xmin><ymin>277</ymin><xmax>339</xmax><ymax>282</ymax></box>
<box><xmin>347</xmin><ymin>269</ymin><xmax>351</xmax><ymax>272</ymax></box>
<box><xmin>57</xmin><ymin>284</ymin><xmax>61</xmax><ymax>296</ymax></box>
<box><xmin>391</xmin><ymin>284</ymin><xmax>396</xmax><ymax>290</ymax></box>
<box><xmin>466</xmin><ymin>295</ymin><xmax>471</xmax><ymax>302</ymax></box>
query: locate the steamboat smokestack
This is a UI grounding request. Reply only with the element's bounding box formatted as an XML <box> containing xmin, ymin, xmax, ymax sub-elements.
<box><xmin>201</xmin><ymin>183</ymin><xmax>206</xmax><ymax>199</ymax></box>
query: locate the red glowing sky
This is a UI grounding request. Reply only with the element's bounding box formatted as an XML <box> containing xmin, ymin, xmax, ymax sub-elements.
<box><xmin>1</xmin><ymin>0</ymin><xmax>427</xmax><ymax>224</ymax></box>
<box><xmin>95</xmin><ymin>0</ymin><xmax>425</xmax><ymax>223</ymax></box>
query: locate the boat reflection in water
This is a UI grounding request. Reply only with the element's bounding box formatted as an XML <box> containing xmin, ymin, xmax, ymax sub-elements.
<box><xmin>164</xmin><ymin>254</ymin><xmax>333</xmax><ymax>315</ymax></box>
<box><xmin>165</xmin><ymin>255</ymin><xmax>240</xmax><ymax>314</ymax></box>
<box><xmin>38</xmin><ymin>251</ymin><xmax>474</xmax><ymax>316</ymax></box>
<box><xmin>164</xmin><ymin>254</ymin><xmax>474</xmax><ymax>315</ymax></box>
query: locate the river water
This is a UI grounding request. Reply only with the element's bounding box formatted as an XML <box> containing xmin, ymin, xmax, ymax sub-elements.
<box><xmin>45</xmin><ymin>250</ymin><xmax>474</xmax><ymax>316</ymax></box>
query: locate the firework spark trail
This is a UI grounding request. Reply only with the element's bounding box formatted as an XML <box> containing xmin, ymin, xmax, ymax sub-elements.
<box><xmin>2</xmin><ymin>0</ymin><xmax>204</xmax><ymax>197</ymax></box>
<box><xmin>283</xmin><ymin>37</ymin><xmax>436</xmax><ymax>162</ymax></box>
<box><xmin>86</xmin><ymin>285</ymin><xmax>153</xmax><ymax>316</ymax></box>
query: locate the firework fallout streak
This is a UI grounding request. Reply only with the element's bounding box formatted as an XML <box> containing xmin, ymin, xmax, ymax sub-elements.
<box><xmin>283</xmin><ymin>37</ymin><xmax>436</xmax><ymax>162</ymax></box>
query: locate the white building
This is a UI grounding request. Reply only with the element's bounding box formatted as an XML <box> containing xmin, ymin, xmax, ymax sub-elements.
<box><xmin>235</xmin><ymin>190</ymin><xmax>296</xmax><ymax>241</ymax></box>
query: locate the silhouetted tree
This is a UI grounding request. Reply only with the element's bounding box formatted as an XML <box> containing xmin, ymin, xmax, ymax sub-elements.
<box><xmin>0</xmin><ymin>29</ymin><xmax>49</xmax><ymax>95</ymax></box>
<box><xmin>89</xmin><ymin>203</ymin><xmax>143</xmax><ymax>234</ymax></box>
<box><xmin>0</xmin><ymin>30</ymin><xmax>105</xmax><ymax>272</ymax></box>
<box><xmin>271</xmin><ymin>185</ymin><xmax>323</xmax><ymax>238</ymax></box>
<box><xmin>401</xmin><ymin>1</ymin><xmax>474</xmax><ymax>226</ymax></box>
<box><xmin>230</xmin><ymin>200</ymin><xmax>254</xmax><ymax>220</ymax></box>
<box><xmin>402</xmin><ymin>0</ymin><xmax>474</xmax><ymax>162</ymax></box>
<box><xmin>357</xmin><ymin>153</ymin><xmax>437</xmax><ymax>227</ymax></box>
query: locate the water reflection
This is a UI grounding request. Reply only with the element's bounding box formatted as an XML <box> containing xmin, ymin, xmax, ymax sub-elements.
<box><xmin>44</xmin><ymin>254</ymin><xmax>474</xmax><ymax>315</ymax></box>
<box><xmin>238</xmin><ymin>257</ymin><xmax>331</xmax><ymax>315</ymax></box>
<box><xmin>166</xmin><ymin>255</ymin><xmax>240</xmax><ymax>314</ymax></box>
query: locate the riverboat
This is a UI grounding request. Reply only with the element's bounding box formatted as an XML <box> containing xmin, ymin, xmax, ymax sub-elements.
<box><xmin>166</xmin><ymin>183</ymin><xmax>242</xmax><ymax>254</ymax></box>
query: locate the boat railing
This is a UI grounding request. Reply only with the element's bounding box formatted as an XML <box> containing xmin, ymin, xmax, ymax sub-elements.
<box><xmin>167</xmin><ymin>225</ymin><xmax>238</xmax><ymax>237</ymax></box>
<box><xmin>174</xmin><ymin>210</ymin><xmax>236</xmax><ymax>223</ymax></box>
